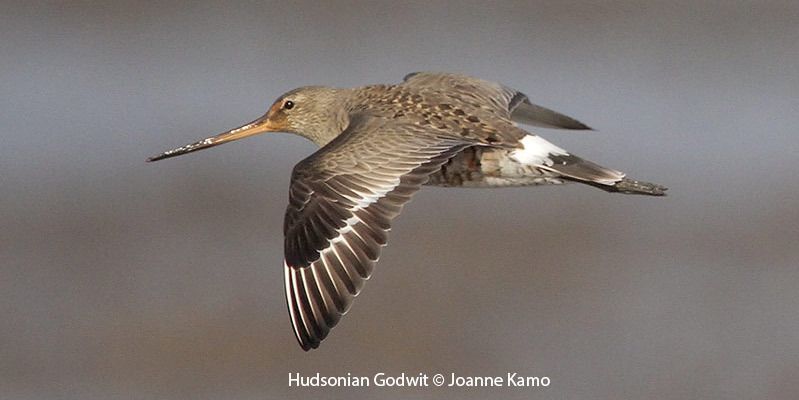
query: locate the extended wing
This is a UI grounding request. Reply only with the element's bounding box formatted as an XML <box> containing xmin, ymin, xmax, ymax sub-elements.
<box><xmin>403</xmin><ymin>71</ymin><xmax>592</xmax><ymax>130</ymax></box>
<box><xmin>283</xmin><ymin>115</ymin><xmax>469</xmax><ymax>350</ymax></box>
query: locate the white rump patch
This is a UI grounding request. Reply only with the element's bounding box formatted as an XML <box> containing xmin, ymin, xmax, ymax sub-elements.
<box><xmin>511</xmin><ymin>135</ymin><xmax>568</xmax><ymax>166</ymax></box>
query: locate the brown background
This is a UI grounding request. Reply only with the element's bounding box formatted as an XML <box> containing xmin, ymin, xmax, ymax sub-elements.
<box><xmin>2</xmin><ymin>1</ymin><xmax>798</xmax><ymax>399</ymax></box>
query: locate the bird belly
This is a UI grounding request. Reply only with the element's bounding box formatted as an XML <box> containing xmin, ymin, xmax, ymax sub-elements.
<box><xmin>426</xmin><ymin>145</ymin><xmax>566</xmax><ymax>188</ymax></box>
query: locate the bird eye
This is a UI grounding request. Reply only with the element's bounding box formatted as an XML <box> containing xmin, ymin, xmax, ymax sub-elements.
<box><xmin>283</xmin><ymin>100</ymin><xmax>295</xmax><ymax>110</ymax></box>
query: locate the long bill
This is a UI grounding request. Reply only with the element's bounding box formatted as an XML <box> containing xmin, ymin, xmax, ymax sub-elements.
<box><xmin>147</xmin><ymin>116</ymin><xmax>274</xmax><ymax>162</ymax></box>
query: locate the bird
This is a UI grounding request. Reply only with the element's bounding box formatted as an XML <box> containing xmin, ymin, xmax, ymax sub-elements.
<box><xmin>148</xmin><ymin>72</ymin><xmax>667</xmax><ymax>351</ymax></box>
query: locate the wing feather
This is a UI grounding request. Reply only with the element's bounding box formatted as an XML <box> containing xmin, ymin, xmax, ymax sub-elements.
<box><xmin>403</xmin><ymin>71</ymin><xmax>592</xmax><ymax>130</ymax></box>
<box><xmin>283</xmin><ymin>114</ymin><xmax>469</xmax><ymax>350</ymax></box>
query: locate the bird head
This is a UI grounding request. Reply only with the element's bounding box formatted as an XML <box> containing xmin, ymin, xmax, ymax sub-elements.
<box><xmin>147</xmin><ymin>86</ymin><xmax>344</xmax><ymax>162</ymax></box>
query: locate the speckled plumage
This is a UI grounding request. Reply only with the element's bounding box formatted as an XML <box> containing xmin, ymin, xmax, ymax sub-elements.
<box><xmin>148</xmin><ymin>72</ymin><xmax>667</xmax><ymax>351</ymax></box>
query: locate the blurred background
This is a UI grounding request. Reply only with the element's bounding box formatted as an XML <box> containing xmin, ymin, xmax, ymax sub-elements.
<box><xmin>2</xmin><ymin>1</ymin><xmax>798</xmax><ymax>399</ymax></box>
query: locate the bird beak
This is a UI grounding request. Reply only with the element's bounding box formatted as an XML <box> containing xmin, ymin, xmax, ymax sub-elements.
<box><xmin>147</xmin><ymin>115</ymin><xmax>276</xmax><ymax>162</ymax></box>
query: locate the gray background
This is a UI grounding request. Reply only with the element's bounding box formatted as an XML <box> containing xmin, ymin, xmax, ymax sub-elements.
<box><xmin>2</xmin><ymin>1</ymin><xmax>798</xmax><ymax>399</ymax></box>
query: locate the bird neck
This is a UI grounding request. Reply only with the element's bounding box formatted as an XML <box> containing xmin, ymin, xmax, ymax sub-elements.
<box><xmin>299</xmin><ymin>89</ymin><xmax>353</xmax><ymax>147</ymax></box>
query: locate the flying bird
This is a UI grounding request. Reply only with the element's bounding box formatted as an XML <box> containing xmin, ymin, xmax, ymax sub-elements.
<box><xmin>148</xmin><ymin>72</ymin><xmax>666</xmax><ymax>350</ymax></box>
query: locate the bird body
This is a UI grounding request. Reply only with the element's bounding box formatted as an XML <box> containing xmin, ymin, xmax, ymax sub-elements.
<box><xmin>148</xmin><ymin>72</ymin><xmax>667</xmax><ymax>350</ymax></box>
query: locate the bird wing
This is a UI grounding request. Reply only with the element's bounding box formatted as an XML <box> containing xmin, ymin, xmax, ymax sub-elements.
<box><xmin>283</xmin><ymin>114</ymin><xmax>469</xmax><ymax>350</ymax></box>
<box><xmin>402</xmin><ymin>72</ymin><xmax>592</xmax><ymax>130</ymax></box>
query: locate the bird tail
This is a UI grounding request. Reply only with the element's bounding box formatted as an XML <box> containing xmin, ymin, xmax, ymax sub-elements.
<box><xmin>544</xmin><ymin>154</ymin><xmax>667</xmax><ymax>196</ymax></box>
<box><xmin>606</xmin><ymin>177</ymin><xmax>668</xmax><ymax>195</ymax></box>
